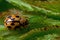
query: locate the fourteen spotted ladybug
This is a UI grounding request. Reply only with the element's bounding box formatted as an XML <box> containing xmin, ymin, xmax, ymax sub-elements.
<box><xmin>4</xmin><ymin>9</ymin><xmax>29</xmax><ymax>30</ymax></box>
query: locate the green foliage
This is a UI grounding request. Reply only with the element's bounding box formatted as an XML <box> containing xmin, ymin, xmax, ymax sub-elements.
<box><xmin>6</xmin><ymin>0</ymin><xmax>34</xmax><ymax>11</ymax></box>
<box><xmin>0</xmin><ymin>0</ymin><xmax>14</xmax><ymax>12</ymax></box>
<box><xmin>37</xmin><ymin>34</ymin><xmax>60</xmax><ymax>40</ymax></box>
<box><xmin>23</xmin><ymin>0</ymin><xmax>60</xmax><ymax>13</ymax></box>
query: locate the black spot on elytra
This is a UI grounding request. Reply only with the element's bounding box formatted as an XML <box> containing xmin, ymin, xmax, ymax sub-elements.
<box><xmin>16</xmin><ymin>16</ymin><xmax>19</xmax><ymax>18</ymax></box>
<box><xmin>7</xmin><ymin>26</ymin><xmax>11</xmax><ymax>29</ymax></box>
<box><xmin>6</xmin><ymin>23</ymin><xmax>7</xmax><ymax>25</ymax></box>
<box><xmin>14</xmin><ymin>26</ymin><xmax>20</xmax><ymax>30</ymax></box>
<box><xmin>14</xmin><ymin>21</ymin><xmax>20</xmax><ymax>23</ymax></box>
<box><xmin>15</xmin><ymin>26</ymin><xmax>20</xmax><ymax>28</ymax></box>
<box><xmin>11</xmin><ymin>23</ymin><xmax>15</xmax><ymax>25</ymax></box>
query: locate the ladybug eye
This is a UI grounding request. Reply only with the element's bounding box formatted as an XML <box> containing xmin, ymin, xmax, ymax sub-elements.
<box><xmin>16</xmin><ymin>16</ymin><xmax>19</xmax><ymax>18</ymax></box>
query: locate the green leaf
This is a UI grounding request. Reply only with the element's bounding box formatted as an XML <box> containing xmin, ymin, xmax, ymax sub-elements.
<box><xmin>6</xmin><ymin>0</ymin><xmax>34</xmax><ymax>11</ymax></box>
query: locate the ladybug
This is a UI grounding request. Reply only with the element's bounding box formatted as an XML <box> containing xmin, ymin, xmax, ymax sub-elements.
<box><xmin>4</xmin><ymin>14</ymin><xmax>29</xmax><ymax>30</ymax></box>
